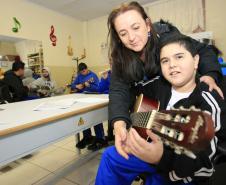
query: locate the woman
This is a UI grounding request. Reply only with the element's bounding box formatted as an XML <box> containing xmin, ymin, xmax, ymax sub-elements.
<box><xmin>96</xmin><ymin>1</ymin><xmax>223</xmax><ymax>185</ymax></box>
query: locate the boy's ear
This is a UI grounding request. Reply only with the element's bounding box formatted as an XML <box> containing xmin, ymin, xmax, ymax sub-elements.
<box><xmin>194</xmin><ymin>54</ymin><xmax>199</xmax><ymax>69</ymax></box>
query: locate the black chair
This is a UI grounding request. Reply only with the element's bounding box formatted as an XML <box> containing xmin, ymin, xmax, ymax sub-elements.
<box><xmin>212</xmin><ymin>141</ymin><xmax>226</xmax><ymax>185</ymax></box>
<box><xmin>0</xmin><ymin>80</ymin><xmax>12</xmax><ymax>104</ymax></box>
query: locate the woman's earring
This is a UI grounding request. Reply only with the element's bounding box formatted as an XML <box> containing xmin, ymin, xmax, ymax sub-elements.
<box><xmin>148</xmin><ymin>32</ymin><xmax>151</xmax><ymax>37</ymax></box>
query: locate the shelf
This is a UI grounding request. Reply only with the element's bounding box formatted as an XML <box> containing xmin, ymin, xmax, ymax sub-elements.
<box><xmin>27</xmin><ymin>50</ymin><xmax>44</xmax><ymax>73</ymax></box>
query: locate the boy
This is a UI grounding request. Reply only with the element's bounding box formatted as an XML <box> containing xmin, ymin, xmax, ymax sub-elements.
<box><xmin>71</xmin><ymin>62</ymin><xmax>107</xmax><ymax>150</ymax></box>
<box><xmin>3</xmin><ymin>61</ymin><xmax>28</xmax><ymax>102</ymax></box>
<box><xmin>95</xmin><ymin>36</ymin><xmax>226</xmax><ymax>185</ymax></box>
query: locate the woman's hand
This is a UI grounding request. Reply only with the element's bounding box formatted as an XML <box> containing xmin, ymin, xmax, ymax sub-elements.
<box><xmin>126</xmin><ymin>128</ymin><xmax>163</xmax><ymax>164</ymax></box>
<box><xmin>114</xmin><ymin>121</ymin><xmax>130</xmax><ymax>159</ymax></box>
<box><xmin>200</xmin><ymin>76</ymin><xmax>224</xmax><ymax>99</ymax></box>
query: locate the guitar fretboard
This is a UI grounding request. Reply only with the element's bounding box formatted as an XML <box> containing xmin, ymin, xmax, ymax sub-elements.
<box><xmin>131</xmin><ymin>111</ymin><xmax>161</xmax><ymax>131</ymax></box>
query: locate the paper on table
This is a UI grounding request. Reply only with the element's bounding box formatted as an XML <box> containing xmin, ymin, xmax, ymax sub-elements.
<box><xmin>33</xmin><ymin>98</ymin><xmax>77</xmax><ymax>111</ymax></box>
<box><xmin>76</xmin><ymin>97</ymin><xmax>107</xmax><ymax>103</ymax></box>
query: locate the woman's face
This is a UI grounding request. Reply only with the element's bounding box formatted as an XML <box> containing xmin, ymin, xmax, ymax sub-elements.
<box><xmin>114</xmin><ymin>10</ymin><xmax>150</xmax><ymax>52</ymax></box>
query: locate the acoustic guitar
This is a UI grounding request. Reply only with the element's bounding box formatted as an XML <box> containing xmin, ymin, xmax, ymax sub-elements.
<box><xmin>69</xmin><ymin>77</ymin><xmax>95</xmax><ymax>93</ymax></box>
<box><xmin>131</xmin><ymin>94</ymin><xmax>215</xmax><ymax>158</ymax></box>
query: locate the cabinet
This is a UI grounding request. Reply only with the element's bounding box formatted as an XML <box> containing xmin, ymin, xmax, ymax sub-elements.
<box><xmin>27</xmin><ymin>50</ymin><xmax>44</xmax><ymax>75</ymax></box>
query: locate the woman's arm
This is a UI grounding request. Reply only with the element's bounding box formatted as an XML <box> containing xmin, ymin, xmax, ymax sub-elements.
<box><xmin>109</xmin><ymin>72</ymin><xmax>134</xmax><ymax>127</ymax></box>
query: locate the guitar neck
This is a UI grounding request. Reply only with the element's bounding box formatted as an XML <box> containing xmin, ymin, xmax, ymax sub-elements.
<box><xmin>131</xmin><ymin>111</ymin><xmax>162</xmax><ymax>133</ymax></box>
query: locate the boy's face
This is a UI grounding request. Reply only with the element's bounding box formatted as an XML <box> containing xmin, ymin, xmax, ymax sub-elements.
<box><xmin>80</xmin><ymin>68</ymin><xmax>88</xmax><ymax>76</ymax></box>
<box><xmin>17</xmin><ymin>68</ymin><xmax>25</xmax><ymax>77</ymax></box>
<box><xmin>160</xmin><ymin>43</ymin><xmax>199</xmax><ymax>92</ymax></box>
<box><xmin>42</xmin><ymin>69</ymin><xmax>49</xmax><ymax>78</ymax></box>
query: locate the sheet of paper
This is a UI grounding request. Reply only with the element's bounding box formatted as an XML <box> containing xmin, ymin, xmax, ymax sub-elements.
<box><xmin>76</xmin><ymin>97</ymin><xmax>107</xmax><ymax>103</ymax></box>
<box><xmin>33</xmin><ymin>98</ymin><xmax>77</xmax><ymax>111</ymax></box>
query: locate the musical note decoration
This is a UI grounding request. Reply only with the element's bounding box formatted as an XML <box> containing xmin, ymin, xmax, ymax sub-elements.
<box><xmin>49</xmin><ymin>25</ymin><xmax>57</xmax><ymax>46</ymax></box>
<box><xmin>12</xmin><ymin>17</ymin><xmax>21</xmax><ymax>33</ymax></box>
<box><xmin>67</xmin><ymin>35</ymin><xmax>74</xmax><ymax>56</ymax></box>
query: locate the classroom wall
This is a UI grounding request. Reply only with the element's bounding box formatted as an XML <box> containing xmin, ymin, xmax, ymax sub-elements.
<box><xmin>0</xmin><ymin>0</ymin><xmax>84</xmax><ymax>87</ymax></box>
<box><xmin>83</xmin><ymin>0</ymin><xmax>226</xmax><ymax>64</ymax></box>
<box><xmin>206</xmin><ymin>0</ymin><xmax>226</xmax><ymax>57</ymax></box>
<box><xmin>15</xmin><ymin>40</ymin><xmax>42</xmax><ymax>64</ymax></box>
<box><xmin>1</xmin><ymin>0</ymin><xmax>225</xmax><ymax>87</ymax></box>
<box><xmin>0</xmin><ymin>42</ymin><xmax>17</xmax><ymax>56</ymax></box>
<box><xmin>83</xmin><ymin>15</ymin><xmax>109</xmax><ymax>67</ymax></box>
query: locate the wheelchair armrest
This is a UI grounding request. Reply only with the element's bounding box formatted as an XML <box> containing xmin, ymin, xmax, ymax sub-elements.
<box><xmin>218</xmin><ymin>142</ymin><xmax>226</xmax><ymax>155</ymax></box>
<box><xmin>214</xmin><ymin>141</ymin><xmax>226</xmax><ymax>165</ymax></box>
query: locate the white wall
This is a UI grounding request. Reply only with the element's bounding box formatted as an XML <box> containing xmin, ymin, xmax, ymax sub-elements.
<box><xmin>83</xmin><ymin>0</ymin><xmax>226</xmax><ymax>62</ymax></box>
<box><xmin>0</xmin><ymin>42</ymin><xmax>17</xmax><ymax>55</ymax></box>
<box><xmin>1</xmin><ymin>0</ymin><xmax>225</xmax><ymax>86</ymax></box>
<box><xmin>0</xmin><ymin>0</ymin><xmax>84</xmax><ymax>86</ymax></box>
<box><xmin>83</xmin><ymin>15</ymin><xmax>109</xmax><ymax>67</ymax></box>
<box><xmin>206</xmin><ymin>0</ymin><xmax>226</xmax><ymax>57</ymax></box>
<box><xmin>15</xmin><ymin>40</ymin><xmax>42</xmax><ymax>65</ymax></box>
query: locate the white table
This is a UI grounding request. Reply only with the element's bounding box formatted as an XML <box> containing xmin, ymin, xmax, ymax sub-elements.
<box><xmin>0</xmin><ymin>94</ymin><xmax>108</xmax><ymax>167</ymax></box>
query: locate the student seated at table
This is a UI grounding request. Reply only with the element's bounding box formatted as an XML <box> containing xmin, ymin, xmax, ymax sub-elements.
<box><xmin>71</xmin><ymin>62</ymin><xmax>108</xmax><ymax>151</ymax></box>
<box><xmin>22</xmin><ymin>68</ymin><xmax>35</xmax><ymax>87</ymax></box>
<box><xmin>3</xmin><ymin>61</ymin><xmax>28</xmax><ymax>102</ymax></box>
<box><xmin>95</xmin><ymin>36</ymin><xmax>226</xmax><ymax>185</ymax></box>
<box><xmin>30</xmin><ymin>67</ymin><xmax>64</xmax><ymax>97</ymax></box>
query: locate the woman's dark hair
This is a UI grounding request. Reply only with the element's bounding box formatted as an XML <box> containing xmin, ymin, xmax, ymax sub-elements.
<box><xmin>108</xmin><ymin>1</ymin><xmax>159</xmax><ymax>82</ymax></box>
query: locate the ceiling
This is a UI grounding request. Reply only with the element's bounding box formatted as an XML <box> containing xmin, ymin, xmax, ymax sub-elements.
<box><xmin>27</xmin><ymin>0</ymin><xmax>159</xmax><ymax>21</ymax></box>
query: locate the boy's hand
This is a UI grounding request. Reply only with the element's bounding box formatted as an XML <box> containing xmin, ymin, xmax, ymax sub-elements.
<box><xmin>127</xmin><ymin>128</ymin><xmax>163</xmax><ymax>164</ymax></box>
<box><xmin>76</xmin><ymin>84</ymin><xmax>84</xmax><ymax>90</ymax></box>
<box><xmin>84</xmin><ymin>81</ymin><xmax>90</xmax><ymax>87</ymax></box>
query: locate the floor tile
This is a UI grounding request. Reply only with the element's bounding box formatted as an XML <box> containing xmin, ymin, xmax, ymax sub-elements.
<box><xmin>0</xmin><ymin>161</ymin><xmax>50</xmax><ymax>185</ymax></box>
<box><xmin>25</xmin><ymin>145</ymin><xmax>58</xmax><ymax>162</ymax></box>
<box><xmin>53</xmin><ymin>136</ymin><xmax>76</xmax><ymax>147</ymax></box>
<box><xmin>64</xmin><ymin>157</ymin><xmax>100</xmax><ymax>185</ymax></box>
<box><xmin>33</xmin><ymin>173</ymin><xmax>78</xmax><ymax>185</ymax></box>
<box><xmin>29</xmin><ymin>147</ymin><xmax>78</xmax><ymax>172</ymax></box>
<box><xmin>59</xmin><ymin>141</ymin><xmax>76</xmax><ymax>152</ymax></box>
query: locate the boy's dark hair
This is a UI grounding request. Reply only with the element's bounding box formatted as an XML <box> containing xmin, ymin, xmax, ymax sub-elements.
<box><xmin>78</xmin><ymin>62</ymin><xmax>87</xmax><ymax>72</ymax></box>
<box><xmin>12</xmin><ymin>61</ymin><xmax>25</xmax><ymax>71</ymax></box>
<box><xmin>160</xmin><ymin>36</ymin><xmax>198</xmax><ymax>59</ymax></box>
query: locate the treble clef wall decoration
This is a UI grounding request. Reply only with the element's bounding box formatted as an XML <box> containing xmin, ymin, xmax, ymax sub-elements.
<box><xmin>49</xmin><ymin>25</ymin><xmax>57</xmax><ymax>46</ymax></box>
